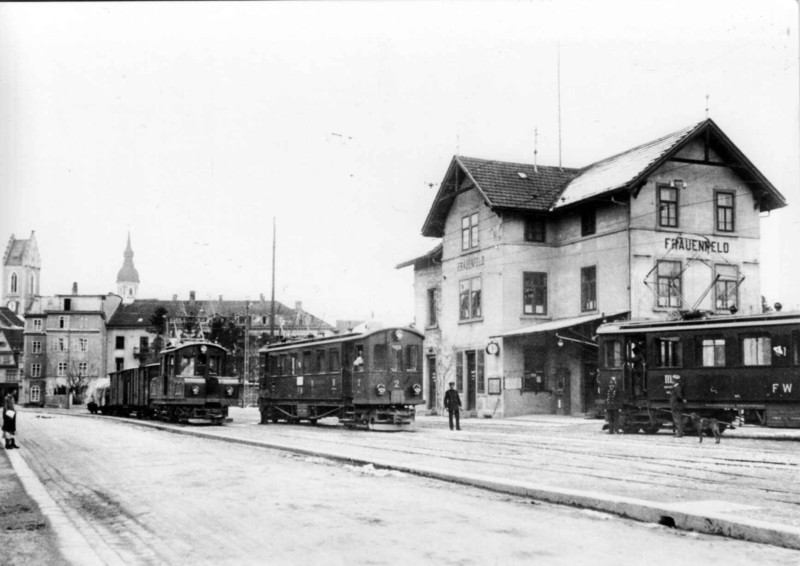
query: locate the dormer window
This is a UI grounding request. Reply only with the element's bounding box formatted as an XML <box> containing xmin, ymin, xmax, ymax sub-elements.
<box><xmin>581</xmin><ymin>209</ymin><xmax>596</xmax><ymax>236</ymax></box>
<box><xmin>524</xmin><ymin>218</ymin><xmax>546</xmax><ymax>243</ymax></box>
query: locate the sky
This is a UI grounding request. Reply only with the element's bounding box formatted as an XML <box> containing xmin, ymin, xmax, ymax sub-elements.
<box><xmin>1</xmin><ymin>0</ymin><xmax>798</xmax><ymax>325</ymax></box>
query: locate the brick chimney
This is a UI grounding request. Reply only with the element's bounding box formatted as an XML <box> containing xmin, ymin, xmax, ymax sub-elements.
<box><xmin>72</xmin><ymin>282</ymin><xmax>78</xmax><ymax>295</ymax></box>
<box><xmin>190</xmin><ymin>290</ymin><xmax>196</xmax><ymax>304</ymax></box>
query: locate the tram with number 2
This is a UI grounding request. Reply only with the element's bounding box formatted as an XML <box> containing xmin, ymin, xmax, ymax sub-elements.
<box><xmin>258</xmin><ymin>327</ymin><xmax>425</xmax><ymax>431</ymax></box>
<box><xmin>596</xmin><ymin>310</ymin><xmax>800</xmax><ymax>433</ymax></box>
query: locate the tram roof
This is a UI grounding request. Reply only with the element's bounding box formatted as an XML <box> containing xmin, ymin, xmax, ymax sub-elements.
<box><xmin>259</xmin><ymin>327</ymin><xmax>423</xmax><ymax>353</ymax></box>
<box><xmin>596</xmin><ymin>311</ymin><xmax>800</xmax><ymax>335</ymax></box>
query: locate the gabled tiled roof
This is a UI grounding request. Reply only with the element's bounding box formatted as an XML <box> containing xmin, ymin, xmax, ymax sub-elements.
<box><xmin>420</xmin><ymin>119</ymin><xmax>786</xmax><ymax>237</ymax></box>
<box><xmin>555</xmin><ymin>121</ymin><xmax>703</xmax><ymax>208</ymax></box>
<box><xmin>457</xmin><ymin>156</ymin><xmax>579</xmax><ymax>211</ymax></box>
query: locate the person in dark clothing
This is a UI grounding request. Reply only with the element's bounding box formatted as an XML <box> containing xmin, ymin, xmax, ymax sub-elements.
<box><xmin>670</xmin><ymin>377</ymin><xmax>685</xmax><ymax>437</ymax></box>
<box><xmin>444</xmin><ymin>382</ymin><xmax>462</xmax><ymax>431</ymax></box>
<box><xmin>605</xmin><ymin>377</ymin><xmax>620</xmax><ymax>434</ymax></box>
<box><xmin>3</xmin><ymin>392</ymin><xmax>19</xmax><ymax>449</ymax></box>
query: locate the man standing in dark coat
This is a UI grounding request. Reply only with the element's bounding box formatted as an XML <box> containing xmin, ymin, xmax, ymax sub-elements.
<box><xmin>606</xmin><ymin>377</ymin><xmax>620</xmax><ymax>434</ymax></box>
<box><xmin>444</xmin><ymin>381</ymin><xmax>462</xmax><ymax>431</ymax></box>
<box><xmin>670</xmin><ymin>376</ymin><xmax>685</xmax><ymax>437</ymax></box>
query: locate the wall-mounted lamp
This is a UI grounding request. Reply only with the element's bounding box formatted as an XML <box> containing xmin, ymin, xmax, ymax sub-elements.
<box><xmin>557</xmin><ymin>338</ymin><xmax>564</xmax><ymax>348</ymax></box>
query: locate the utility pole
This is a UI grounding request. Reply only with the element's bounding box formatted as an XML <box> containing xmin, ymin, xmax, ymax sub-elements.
<box><xmin>243</xmin><ymin>300</ymin><xmax>250</xmax><ymax>408</ymax></box>
<box><xmin>270</xmin><ymin>217</ymin><xmax>276</xmax><ymax>341</ymax></box>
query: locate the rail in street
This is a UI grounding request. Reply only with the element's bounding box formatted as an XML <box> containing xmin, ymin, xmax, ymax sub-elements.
<box><xmin>31</xmin><ymin>406</ymin><xmax>800</xmax><ymax>551</ymax></box>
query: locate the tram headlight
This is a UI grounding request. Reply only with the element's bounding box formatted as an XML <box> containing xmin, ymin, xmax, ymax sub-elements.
<box><xmin>191</xmin><ymin>386</ymin><xmax>200</xmax><ymax>395</ymax></box>
<box><xmin>376</xmin><ymin>383</ymin><xmax>386</xmax><ymax>396</ymax></box>
<box><xmin>226</xmin><ymin>386</ymin><xmax>234</xmax><ymax>397</ymax></box>
<box><xmin>412</xmin><ymin>383</ymin><xmax>422</xmax><ymax>396</ymax></box>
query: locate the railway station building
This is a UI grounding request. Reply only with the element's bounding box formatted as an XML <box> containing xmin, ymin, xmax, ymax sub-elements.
<box><xmin>398</xmin><ymin>119</ymin><xmax>786</xmax><ymax>418</ymax></box>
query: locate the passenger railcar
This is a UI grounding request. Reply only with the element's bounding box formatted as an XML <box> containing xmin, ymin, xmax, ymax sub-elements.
<box><xmin>258</xmin><ymin>327</ymin><xmax>425</xmax><ymax>431</ymax></box>
<box><xmin>596</xmin><ymin>311</ymin><xmax>800</xmax><ymax>433</ymax></box>
<box><xmin>102</xmin><ymin>341</ymin><xmax>240</xmax><ymax>424</ymax></box>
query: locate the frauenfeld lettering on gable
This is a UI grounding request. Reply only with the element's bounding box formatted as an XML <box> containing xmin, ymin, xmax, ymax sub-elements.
<box><xmin>664</xmin><ymin>237</ymin><xmax>729</xmax><ymax>254</ymax></box>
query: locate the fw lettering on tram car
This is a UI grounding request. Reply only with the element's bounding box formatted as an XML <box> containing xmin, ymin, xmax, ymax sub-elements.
<box><xmin>772</xmin><ymin>383</ymin><xmax>793</xmax><ymax>394</ymax></box>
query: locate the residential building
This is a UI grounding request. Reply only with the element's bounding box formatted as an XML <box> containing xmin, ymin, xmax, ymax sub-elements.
<box><xmin>399</xmin><ymin>119</ymin><xmax>786</xmax><ymax>418</ymax></box>
<box><xmin>22</xmin><ymin>286</ymin><xmax>121</xmax><ymax>406</ymax></box>
<box><xmin>0</xmin><ymin>307</ymin><xmax>24</xmax><ymax>399</ymax></box>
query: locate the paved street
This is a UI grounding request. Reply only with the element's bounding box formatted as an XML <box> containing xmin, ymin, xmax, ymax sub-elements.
<box><xmin>4</xmin><ymin>407</ymin><xmax>800</xmax><ymax>564</ymax></box>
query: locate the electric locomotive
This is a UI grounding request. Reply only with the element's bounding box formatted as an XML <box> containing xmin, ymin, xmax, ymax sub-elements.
<box><xmin>258</xmin><ymin>327</ymin><xmax>425</xmax><ymax>431</ymax></box>
<box><xmin>102</xmin><ymin>340</ymin><xmax>240</xmax><ymax>424</ymax></box>
<box><xmin>596</xmin><ymin>310</ymin><xmax>800</xmax><ymax>433</ymax></box>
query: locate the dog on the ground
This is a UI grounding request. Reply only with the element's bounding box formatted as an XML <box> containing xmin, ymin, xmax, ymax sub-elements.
<box><xmin>689</xmin><ymin>413</ymin><xmax>722</xmax><ymax>444</ymax></box>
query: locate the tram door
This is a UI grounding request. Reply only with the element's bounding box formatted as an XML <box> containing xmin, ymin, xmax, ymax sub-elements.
<box><xmin>466</xmin><ymin>351</ymin><xmax>477</xmax><ymax>411</ymax></box>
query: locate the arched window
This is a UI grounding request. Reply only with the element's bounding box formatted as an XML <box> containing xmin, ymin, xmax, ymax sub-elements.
<box><xmin>30</xmin><ymin>385</ymin><xmax>41</xmax><ymax>403</ymax></box>
<box><xmin>10</xmin><ymin>272</ymin><xmax>17</xmax><ymax>293</ymax></box>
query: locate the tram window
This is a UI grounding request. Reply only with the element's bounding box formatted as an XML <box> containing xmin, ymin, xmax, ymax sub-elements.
<box><xmin>269</xmin><ymin>355</ymin><xmax>279</xmax><ymax>377</ymax></box>
<box><xmin>388</xmin><ymin>344</ymin><xmax>402</xmax><ymax>372</ymax></box>
<box><xmin>406</xmin><ymin>344</ymin><xmax>420</xmax><ymax>372</ymax></box>
<box><xmin>302</xmin><ymin>351</ymin><xmax>313</xmax><ymax>373</ymax></box>
<box><xmin>329</xmin><ymin>349</ymin><xmax>341</xmax><ymax>372</ymax></box>
<box><xmin>771</xmin><ymin>334</ymin><xmax>791</xmax><ymax>367</ymax></box>
<box><xmin>279</xmin><ymin>354</ymin><xmax>288</xmax><ymax>375</ymax></box>
<box><xmin>208</xmin><ymin>356</ymin><xmax>219</xmax><ymax>375</ymax></box>
<box><xmin>698</xmin><ymin>338</ymin><xmax>725</xmax><ymax>367</ymax></box>
<box><xmin>316</xmin><ymin>350</ymin><xmax>326</xmax><ymax>373</ymax></box>
<box><xmin>604</xmin><ymin>340</ymin><xmax>623</xmax><ymax>368</ymax></box>
<box><xmin>354</xmin><ymin>345</ymin><xmax>365</xmax><ymax>372</ymax></box>
<box><xmin>374</xmin><ymin>344</ymin><xmax>388</xmax><ymax>371</ymax></box>
<box><xmin>742</xmin><ymin>336</ymin><xmax>771</xmax><ymax>366</ymax></box>
<box><xmin>290</xmin><ymin>354</ymin><xmax>299</xmax><ymax>375</ymax></box>
<box><xmin>656</xmin><ymin>337</ymin><xmax>682</xmax><ymax>368</ymax></box>
<box><xmin>179</xmin><ymin>356</ymin><xmax>195</xmax><ymax>377</ymax></box>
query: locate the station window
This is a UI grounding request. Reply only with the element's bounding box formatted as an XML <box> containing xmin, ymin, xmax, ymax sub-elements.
<box><xmin>461</xmin><ymin>212</ymin><xmax>479</xmax><ymax>251</ymax></box>
<box><xmin>716</xmin><ymin>191</ymin><xmax>735</xmax><ymax>232</ymax></box>
<box><xmin>116</xmin><ymin>336</ymin><xmax>125</xmax><ymax>349</ymax></box>
<box><xmin>32</xmin><ymin>341</ymin><xmax>41</xmax><ymax>354</ymax></box>
<box><xmin>604</xmin><ymin>340</ymin><xmax>623</xmax><ymax>368</ymax></box>
<box><xmin>523</xmin><ymin>272</ymin><xmax>547</xmax><ymax>315</ymax></box>
<box><xmin>699</xmin><ymin>337</ymin><xmax>725</xmax><ymax>367</ymax></box>
<box><xmin>459</xmin><ymin>277</ymin><xmax>482</xmax><ymax>321</ymax></box>
<box><xmin>658</xmin><ymin>185</ymin><xmax>679</xmax><ymax>228</ymax></box>
<box><xmin>742</xmin><ymin>335</ymin><xmax>771</xmax><ymax>366</ymax></box>
<box><xmin>714</xmin><ymin>264</ymin><xmax>739</xmax><ymax>311</ymax></box>
<box><xmin>30</xmin><ymin>386</ymin><xmax>40</xmax><ymax>403</ymax></box>
<box><xmin>656</xmin><ymin>260</ymin><xmax>682</xmax><ymax>308</ymax></box>
<box><xmin>581</xmin><ymin>266</ymin><xmax>596</xmax><ymax>312</ymax></box>
<box><xmin>57</xmin><ymin>362</ymin><xmax>67</xmax><ymax>377</ymax></box>
<box><xmin>33</xmin><ymin>319</ymin><xmax>42</xmax><ymax>332</ymax></box>
<box><xmin>427</xmin><ymin>288</ymin><xmax>438</xmax><ymax>327</ymax></box>
<box><xmin>31</xmin><ymin>363</ymin><xmax>41</xmax><ymax>378</ymax></box>
<box><xmin>656</xmin><ymin>337</ymin><xmax>683</xmax><ymax>368</ymax></box>
<box><xmin>525</xmin><ymin>217</ymin><xmax>546</xmax><ymax>243</ymax></box>
<box><xmin>581</xmin><ymin>209</ymin><xmax>596</xmax><ymax>236</ymax></box>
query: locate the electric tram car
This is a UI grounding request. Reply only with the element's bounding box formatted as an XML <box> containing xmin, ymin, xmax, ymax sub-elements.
<box><xmin>596</xmin><ymin>310</ymin><xmax>800</xmax><ymax>433</ymax></box>
<box><xmin>101</xmin><ymin>340</ymin><xmax>241</xmax><ymax>424</ymax></box>
<box><xmin>258</xmin><ymin>327</ymin><xmax>425</xmax><ymax>431</ymax></box>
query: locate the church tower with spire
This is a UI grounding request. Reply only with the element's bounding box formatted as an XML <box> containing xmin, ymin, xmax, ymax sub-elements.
<box><xmin>116</xmin><ymin>233</ymin><xmax>140</xmax><ymax>303</ymax></box>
